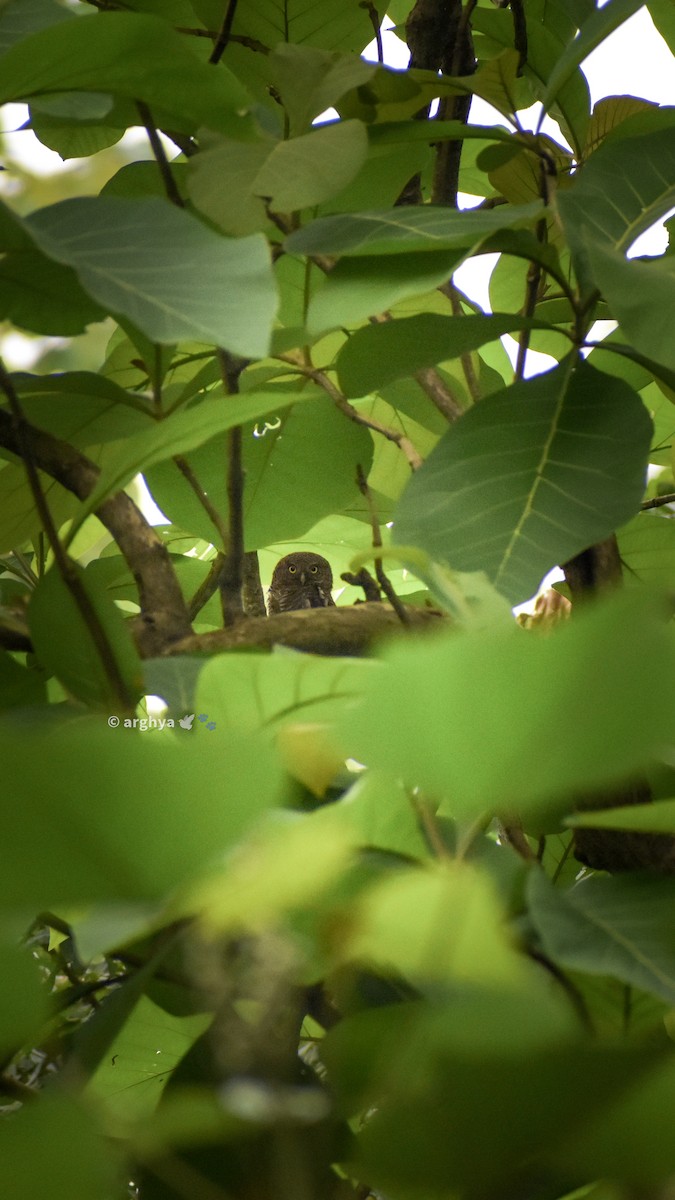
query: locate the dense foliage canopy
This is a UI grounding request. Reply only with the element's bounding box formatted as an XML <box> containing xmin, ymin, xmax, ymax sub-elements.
<box><xmin>2</xmin><ymin>1</ymin><xmax>675</xmax><ymax>1198</ymax></box>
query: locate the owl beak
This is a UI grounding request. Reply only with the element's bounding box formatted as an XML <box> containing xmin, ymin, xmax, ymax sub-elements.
<box><xmin>299</xmin><ymin>571</ymin><xmax>306</xmax><ymax>584</ymax></box>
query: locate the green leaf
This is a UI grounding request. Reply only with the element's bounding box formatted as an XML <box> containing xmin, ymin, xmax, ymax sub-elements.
<box><xmin>557</xmin><ymin>115</ymin><xmax>675</xmax><ymax>294</ymax></box>
<box><xmin>472</xmin><ymin>10</ymin><xmax>590</xmax><ymax>154</ymax></box>
<box><xmin>187</xmin><ymin>137</ymin><xmax>271</xmax><ymax>237</ymax></box>
<box><xmin>145</xmin><ymin>395</ymin><xmax>373</xmax><ymax>551</ymax></box>
<box><xmin>87</xmin><ymin>995</ymin><xmax>211</xmax><ymax>1124</ymax></box>
<box><xmin>618</xmin><ymin>513</ymin><xmax>675</xmax><ymax>589</ymax></box>
<box><xmin>253</xmin><ymin>119</ymin><xmax>369</xmax><ymax>212</ymax></box>
<box><xmin>0</xmin><ymin>648</ymin><xmax>47</xmax><ymax>710</ymax></box>
<box><xmin>0</xmin><ymin>1093</ymin><xmax>118</xmax><ymax>1200</ymax></box>
<box><xmin>528</xmin><ymin>870</ymin><xmax>675</xmax><ymax>1005</ymax></box>
<box><xmin>193</xmin><ymin>650</ymin><xmax>372</xmax><ymax>734</ymax></box>
<box><xmin>0</xmin><ymin>249</ymin><xmax>106</xmax><ymax>337</ymax></box>
<box><xmin>0</xmin><ymin>719</ymin><xmax>285</xmax><ymax>906</ymax></box>
<box><xmin>268</xmin><ymin>42</ymin><xmax>376</xmax><ymax>135</ymax></box>
<box><xmin>337</xmin><ymin>772</ymin><xmax>430</xmax><ymax>860</ymax></box>
<box><xmin>28</xmin><ymin>563</ymin><xmax>143</xmax><ymax>709</ymax></box>
<box><xmin>0</xmin><ymin>461</ymin><xmax>77</xmax><ymax>555</ymax></box>
<box><xmin>648</xmin><ymin>0</ymin><xmax>675</xmax><ymax>55</ymax></box>
<box><xmin>25</xmin><ymin>197</ymin><xmax>277</xmax><ymax>358</ymax></box>
<box><xmin>11</xmin><ymin>370</ymin><xmax>151</xmax><ymax>446</ymax></box>
<box><xmin>341</xmin><ymin>862</ymin><xmax>528</xmax><ymax>987</ymax></box>
<box><xmin>74</xmin><ymin>390</ymin><xmax>312</xmax><ymax>528</ymax></box>
<box><xmin>588</xmin><ymin>247</ymin><xmax>675</xmax><ymax>375</ymax></box>
<box><xmin>542</xmin><ymin>0</ymin><xmax>646</xmax><ymax>121</ymax></box>
<box><xmin>393</xmin><ymin>360</ymin><xmax>652</xmax><ymax>605</ymax></box>
<box><xmin>0</xmin><ymin>0</ymin><xmax>73</xmax><ymax>53</ymax></box>
<box><xmin>307</xmin><ymin>250</ymin><xmax>464</xmax><ymax>336</ymax></box>
<box><xmin>189</xmin><ymin>807</ymin><xmax>356</xmax><ymax>934</ymax></box>
<box><xmin>192</xmin><ymin>0</ymin><xmax>374</xmax><ymax>54</ymax></box>
<box><xmin>336</xmin><ymin>313</ymin><xmax>557</xmax><ymax>398</ymax></box>
<box><xmin>285</xmin><ymin>200</ymin><xmax>544</xmax><ymax>257</ymax></box>
<box><xmin>568</xmin><ymin>798</ymin><xmax>675</xmax><ymax>834</ymax></box>
<box><xmin>324</xmin><ymin>992</ymin><xmax>653</xmax><ymax>1196</ymax></box>
<box><xmin>0</xmin><ymin>940</ymin><xmax>49</xmax><ymax>1055</ymax></box>
<box><xmin>0</xmin><ymin>11</ymin><xmax>252</xmax><ymax>137</ymax></box>
<box><xmin>336</xmin><ymin>590</ymin><xmax>675</xmax><ymax>822</ymax></box>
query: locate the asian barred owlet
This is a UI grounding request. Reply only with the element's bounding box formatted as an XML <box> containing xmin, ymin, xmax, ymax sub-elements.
<box><xmin>267</xmin><ymin>552</ymin><xmax>335</xmax><ymax>614</ymax></box>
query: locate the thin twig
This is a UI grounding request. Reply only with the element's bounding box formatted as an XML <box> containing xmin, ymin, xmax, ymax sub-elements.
<box><xmin>410</xmin><ymin>794</ymin><xmax>452</xmax><ymax>859</ymax></box>
<box><xmin>414</xmin><ymin>365</ymin><xmax>464</xmax><ymax>421</ymax></box>
<box><xmin>216</xmin><ymin>350</ymin><xmax>247</xmax><ymax>625</ymax></box>
<box><xmin>174</xmin><ymin>456</ymin><xmax>229</xmax><ymax>548</ymax></box>
<box><xmin>361</xmin><ymin>1</ymin><xmax>384</xmax><ymax>63</ymax></box>
<box><xmin>136</xmin><ymin>101</ymin><xmax>184</xmax><ymax>208</ymax></box>
<box><xmin>277</xmin><ymin>352</ymin><xmax>422</xmax><ymax>469</ymax></box>
<box><xmin>514</xmin><ymin>212</ymin><xmax>549</xmax><ymax>381</ymax></box>
<box><xmin>641</xmin><ymin>492</ymin><xmax>675</xmax><ymax>511</ymax></box>
<box><xmin>177</xmin><ymin>28</ymin><xmax>270</xmax><ymax>54</ymax></box>
<box><xmin>188</xmin><ymin>552</ymin><xmax>226</xmax><ymax>622</ymax></box>
<box><xmin>510</xmin><ymin>0</ymin><xmax>528</xmax><ymax>72</ymax></box>
<box><xmin>209</xmin><ymin>0</ymin><xmax>239</xmax><ymax>64</ymax></box>
<box><xmin>0</xmin><ymin>409</ymin><xmax>191</xmax><ymax>653</ymax></box>
<box><xmin>356</xmin><ymin>463</ymin><xmax>410</xmax><ymax>626</ymax></box>
<box><xmin>447</xmin><ymin>284</ymin><xmax>482</xmax><ymax>403</ymax></box>
<box><xmin>0</xmin><ymin>361</ymin><xmax>136</xmax><ymax>708</ymax></box>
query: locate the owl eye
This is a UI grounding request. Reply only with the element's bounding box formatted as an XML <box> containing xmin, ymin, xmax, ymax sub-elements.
<box><xmin>288</xmin><ymin>565</ymin><xmax>297</xmax><ymax>574</ymax></box>
<box><xmin>310</xmin><ymin>565</ymin><xmax>318</xmax><ymax>573</ymax></box>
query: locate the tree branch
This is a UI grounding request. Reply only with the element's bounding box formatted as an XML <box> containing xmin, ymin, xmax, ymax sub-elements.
<box><xmin>136</xmin><ymin>101</ymin><xmax>184</xmax><ymax>208</ymax></box>
<box><xmin>0</xmin><ymin>406</ymin><xmax>191</xmax><ymax>655</ymax></box>
<box><xmin>356</xmin><ymin>463</ymin><xmax>410</xmax><ymax>626</ymax></box>
<box><xmin>0</xmin><ymin>361</ymin><xmax>138</xmax><ymax>707</ymax></box>
<box><xmin>209</xmin><ymin>0</ymin><xmax>239</xmax><ymax>64</ymax></box>
<box><xmin>641</xmin><ymin>492</ymin><xmax>675</xmax><ymax>511</ymax></box>
<box><xmin>277</xmin><ymin>352</ymin><xmax>423</xmax><ymax>469</ymax></box>
<box><xmin>166</xmin><ymin>602</ymin><xmax>445</xmax><ymax>658</ymax></box>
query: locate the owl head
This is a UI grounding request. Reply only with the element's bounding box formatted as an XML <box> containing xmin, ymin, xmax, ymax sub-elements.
<box><xmin>267</xmin><ymin>552</ymin><xmax>335</xmax><ymax>613</ymax></box>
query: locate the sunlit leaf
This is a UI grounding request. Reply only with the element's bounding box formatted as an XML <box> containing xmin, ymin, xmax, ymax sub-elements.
<box><xmin>393</xmin><ymin>360</ymin><xmax>652</xmax><ymax>604</ymax></box>
<box><xmin>25</xmin><ymin>197</ymin><xmax>277</xmax><ymax>358</ymax></box>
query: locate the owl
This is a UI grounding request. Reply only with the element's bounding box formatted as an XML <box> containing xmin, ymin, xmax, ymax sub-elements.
<box><xmin>267</xmin><ymin>552</ymin><xmax>335</xmax><ymax>614</ymax></box>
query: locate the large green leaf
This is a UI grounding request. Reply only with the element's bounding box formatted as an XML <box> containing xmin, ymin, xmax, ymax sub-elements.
<box><xmin>307</xmin><ymin>250</ymin><xmax>464</xmax><ymax>336</ymax></box>
<box><xmin>336</xmin><ymin>590</ymin><xmax>675</xmax><ymax>823</ymax></box>
<box><xmin>75</xmin><ymin>389</ymin><xmax>313</xmax><ymax>526</ymax></box>
<box><xmin>28</xmin><ymin>563</ymin><xmax>143</xmax><ymax>709</ymax></box>
<box><xmin>336</xmin><ymin>313</ymin><xmax>557</xmax><ymax>398</ymax></box>
<box><xmin>340</xmin><ymin>862</ymin><xmax>528</xmax><ymax>988</ymax></box>
<box><xmin>528</xmin><ymin>870</ymin><xmax>675</xmax><ymax>1005</ymax></box>
<box><xmin>560</xmin><ymin>117</ymin><xmax>675</xmax><ymax>253</ymax></box>
<box><xmin>192</xmin><ymin>0</ymin><xmax>374</xmax><ymax>54</ymax></box>
<box><xmin>569</xmin><ymin>798</ymin><xmax>675</xmax><ymax>834</ymax></box>
<box><xmin>88</xmin><ymin>995</ymin><xmax>211</xmax><ymax>1124</ymax></box>
<box><xmin>324</xmin><ymin>992</ymin><xmax>655</xmax><ymax>1197</ymax></box>
<box><xmin>253</xmin><ymin>119</ymin><xmax>369</xmax><ymax>212</ymax></box>
<box><xmin>0</xmin><ymin>0</ymin><xmax>73</xmax><ymax>53</ymax></box>
<box><xmin>285</xmin><ymin>200</ymin><xmax>544</xmax><ymax>257</ymax></box>
<box><xmin>393</xmin><ymin>360</ymin><xmax>652</xmax><ymax>605</ymax></box>
<box><xmin>193</xmin><ymin>650</ymin><xmax>372</xmax><ymax>738</ymax></box>
<box><xmin>618</xmin><ymin>513</ymin><xmax>675</xmax><ymax>589</ymax></box>
<box><xmin>0</xmin><ymin>11</ymin><xmax>252</xmax><ymax>136</ymax></box>
<box><xmin>145</xmin><ymin>395</ymin><xmax>373</xmax><ymax>551</ymax></box>
<box><xmin>0</xmin><ymin>719</ymin><xmax>285</xmax><ymax>906</ymax></box>
<box><xmin>11</xmin><ymin>371</ymin><xmax>151</xmax><ymax>446</ymax></box>
<box><xmin>557</xmin><ymin>114</ymin><xmax>675</xmax><ymax>295</ymax></box>
<box><xmin>25</xmin><ymin>198</ymin><xmax>277</xmax><ymax>358</ymax></box>
<box><xmin>0</xmin><ymin>461</ymin><xmax>77</xmax><ymax>555</ymax></box>
<box><xmin>0</xmin><ymin>1094</ymin><xmax>118</xmax><ymax>1200</ymax></box>
<box><xmin>588</xmin><ymin>246</ymin><xmax>675</xmax><ymax>375</ymax></box>
<box><xmin>268</xmin><ymin>42</ymin><xmax>375</xmax><ymax>135</ymax></box>
<box><xmin>541</xmin><ymin>0</ymin><xmax>647</xmax><ymax>122</ymax></box>
<box><xmin>0</xmin><ymin>940</ymin><xmax>49</xmax><ymax>1056</ymax></box>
